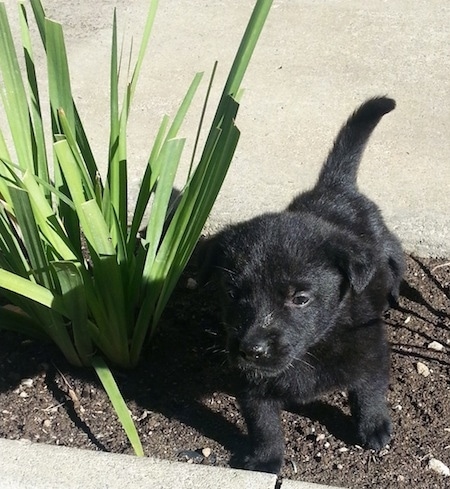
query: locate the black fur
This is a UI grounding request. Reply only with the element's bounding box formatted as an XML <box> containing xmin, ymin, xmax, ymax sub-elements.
<box><xmin>202</xmin><ymin>97</ymin><xmax>405</xmax><ymax>474</ymax></box>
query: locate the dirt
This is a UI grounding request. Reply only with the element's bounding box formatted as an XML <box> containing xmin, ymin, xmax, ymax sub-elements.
<box><xmin>0</xmin><ymin>254</ymin><xmax>449</xmax><ymax>488</ymax></box>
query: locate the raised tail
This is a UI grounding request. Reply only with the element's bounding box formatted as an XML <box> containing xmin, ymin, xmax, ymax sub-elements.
<box><xmin>317</xmin><ymin>96</ymin><xmax>396</xmax><ymax>189</ymax></box>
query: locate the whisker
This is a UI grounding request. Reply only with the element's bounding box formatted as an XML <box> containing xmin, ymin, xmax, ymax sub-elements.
<box><xmin>205</xmin><ymin>345</ymin><xmax>228</xmax><ymax>355</ymax></box>
<box><xmin>216</xmin><ymin>266</ymin><xmax>237</xmax><ymax>277</ymax></box>
<box><xmin>291</xmin><ymin>355</ymin><xmax>315</xmax><ymax>370</ymax></box>
<box><xmin>305</xmin><ymin>351</ymin><xmax>320</xmax><ymax>362</ymax></box>
<box><xmin>204</xmin><ymin>329</ymin><xmax>218</xmax><ymax>336</ymax></box>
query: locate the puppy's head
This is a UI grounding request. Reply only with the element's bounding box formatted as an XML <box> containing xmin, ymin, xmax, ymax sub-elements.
<box><xmin>202</xmin><ymin>212</ymin><xmax>376</xmax><ymax>378</ymax></box>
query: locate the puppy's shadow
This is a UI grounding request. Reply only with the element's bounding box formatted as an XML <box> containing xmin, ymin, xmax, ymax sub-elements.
<box><xmin>398</xmin><ymin>269</ymin><xmax>450</xmax><ymax>323</ymax></box>
<box><xmin>288</xmin><ymin>400</ymin><xmax>359</xmax><ymax>446</ymax></box>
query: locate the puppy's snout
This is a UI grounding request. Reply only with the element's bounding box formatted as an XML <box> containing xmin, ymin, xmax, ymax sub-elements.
<box><xmin>239</xmin><ymin>339</ymin><xmax>270</xmax><ymax>362</ymax></box>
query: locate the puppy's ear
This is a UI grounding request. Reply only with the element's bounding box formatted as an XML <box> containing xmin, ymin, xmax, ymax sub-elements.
<box><xmin>327</xmin><ymin>235</ymin><xmax>376</xmax><ymax>294</ymax></box>
<box><xmin>196</xmin><ymin>235</ymin><xmax>222</xmax><ymax>286</ymax></box>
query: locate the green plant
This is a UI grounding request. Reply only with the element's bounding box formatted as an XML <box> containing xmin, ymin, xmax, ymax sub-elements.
<box><xmin>0</xmin><ymin>0</ymin><xmax>272</xmax><ymax>454</ymax></box>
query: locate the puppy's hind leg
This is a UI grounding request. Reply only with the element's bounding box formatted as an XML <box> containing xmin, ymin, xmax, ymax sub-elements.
<box><xmin>239</xmin><ymin>396</ymin><xmax>284</xmax><ymax>474</ymax></box>
<box><xmin>385</xmin><ymin>236</ymin><xmax>406</xmax><ymax>307</ymax></box>
<box><xmin>348</xmin><ymin>378</ymin><xmax>392</xmax><ymax>451</ymax></box>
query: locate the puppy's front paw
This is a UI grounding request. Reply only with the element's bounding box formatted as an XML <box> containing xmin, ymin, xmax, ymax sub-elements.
<box><xmin>359</xmin><ymin>414</ymin><xmax>392</xmax><ymax>451</ymax></box>
<box><xmin>244</xmin><ymin>454</ymin><xmax>282</xmax><ymax>474</ymax></box>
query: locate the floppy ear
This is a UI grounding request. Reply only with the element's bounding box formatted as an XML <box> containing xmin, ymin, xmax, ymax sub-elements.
<box><xmin>326</xmin><ymin>234</ymin><xmax>376</xmax><ymax>294</ymax></box>
<box><xmin>196</xmin><ymin>235</ymin><xmax>222</xmax><ymax>286</ymax></box>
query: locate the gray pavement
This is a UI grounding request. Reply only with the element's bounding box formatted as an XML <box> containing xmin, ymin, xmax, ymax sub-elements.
<box><xmin>3</xmin><ymin>0</ymin><xmax>448</xmax><ymax>255</ymax></box>
<box><xmin>0</xmin><ymin>0</ymin><xmax>449</xmax><ymax>488</ymax></box>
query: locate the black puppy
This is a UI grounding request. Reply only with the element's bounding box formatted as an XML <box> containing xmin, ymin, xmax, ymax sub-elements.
<box><xmin>203</xmin><ymin>97</ymin><xmax>404</xmax><ymax>474</ymax></box>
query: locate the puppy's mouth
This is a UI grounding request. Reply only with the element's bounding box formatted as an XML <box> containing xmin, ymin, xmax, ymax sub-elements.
<box><xmin>227</xmin><ymin>337</ymin><xmax>295</xmax><ymax>378</ymax></box>
<box><xmin>237</xmin><ymin>359</ymin><xmax>292</xmax><ymax>379</ymax></box>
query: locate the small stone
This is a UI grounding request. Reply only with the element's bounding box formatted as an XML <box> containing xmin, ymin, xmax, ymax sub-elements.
<box><xmin>428</xmin><ymin>341</ymin><xmax>444</xmax><ymax>352</ymax></box>
<box><xmin>404</xmin><ymin>316</ymin><xmax>411</xmax><ymax>324</ymax></box>
<box><xmin>324</xmin><ymin>442</ymin><xmax>331</xmax><ymax>449</ymax></box>
<box><xmin>201</xmin><ymin>447</ymin><xmax>211</xmax><ymax>458</ymax></box>
<box><xmin>290</xmin><ymin>460</ymin><xmax>298</xmax><ymax>474</ymax></box>
<box><xmin>207</xmin><ymin>454</ymin><xmax>217</xmax><ymax>465</ymax></box>
<box><xmin>335</xmin><ymin>463</ymin><xmax>343</xmax><ymax>470</ymax></box>
<box><xmin>186</xmin><ymin>278</ymin><xmax>198</xmax><ymax>290</ymax></box>
<box><xmin>428</xmin><ymin>458</ymin><xmax>450</xmax><ymax>477</ymax></box>
<box><xmin>397</xmin><ymin>475</ymin><xmax>405</xmax><ymax>482</ymax></box>
<box><xmin>21</xmin><ymin>378</ymin><xmax>33</xmax><ymax>388</ymax></box>
<box><xmin>42</xmin><ymin>420</ymin><xmax>51</xmax><ymax>428</ymax></box>
<box><xmin>316</xmin><ymin>433</ymin><xmax>326</xmax><ymax>441</ymax></box>
<box><xmin>19</xmin><ymin>391</ymin><xmax>29</xmax><ymax>398</ymax></box>
<box><xmin>417</xmin><ymin>362</ymin><xmax>430</xmax><ymax>377</ymax></box>
<box><xmin>177</xmin><ymin>450</ymin><xmax>204</xmax><ymax>463</ymax></box>
<box><xmin>136</xmin><ymin>410</ymin><xmax>150</xmax><ymax>422</ymax></box>
<box><xmin>338</xmin><ymin>447</ymin><xmax>349</xmax><ymax>453</ymax></box>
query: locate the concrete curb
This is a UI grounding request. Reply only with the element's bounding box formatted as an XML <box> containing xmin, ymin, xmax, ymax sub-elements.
<box><xmin>0</xmin><ymin>438</ymin><xmax>344</xmax><ymax>489</ymax></box>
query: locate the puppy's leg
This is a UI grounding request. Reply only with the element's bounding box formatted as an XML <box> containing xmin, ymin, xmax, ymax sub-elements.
<box><xmin>384</xmin><ymin>235</ymin><xmax>405</xmax><ymax>307</ymax></box>
<box><xmin>349</xmin><ymin>379</ymin><xmax>392</xmax><ymax>450</ymax></box>
<box><xmin>240</xmin><ymin>396</ymin><xmax>284</xmax><ymax>474</ymax></box>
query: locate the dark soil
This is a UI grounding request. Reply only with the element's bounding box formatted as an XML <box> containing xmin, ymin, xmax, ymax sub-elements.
<box><xmin>1</xmin><ymin>254</ymin><xmax>449</xmax><ymax>488</ymax></box>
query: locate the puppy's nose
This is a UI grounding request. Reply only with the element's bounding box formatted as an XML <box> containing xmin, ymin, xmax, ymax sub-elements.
<box><xmin>239</xmin><ymin>340</ymin><xmax>269</xmax><ymax>362</ymax></box>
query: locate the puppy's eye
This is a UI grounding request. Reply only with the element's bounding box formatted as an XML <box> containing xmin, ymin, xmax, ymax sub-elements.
<box><xmin>288</xmin><ymin>291</ymin><xmax>311</xmax><ymax>307</ymax></box>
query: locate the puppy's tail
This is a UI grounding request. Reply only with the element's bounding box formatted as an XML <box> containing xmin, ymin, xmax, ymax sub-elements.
<box><xmin>317</xmin><ymin>96</ymin><xmax>395</xmax><ymax>189</ymax></box>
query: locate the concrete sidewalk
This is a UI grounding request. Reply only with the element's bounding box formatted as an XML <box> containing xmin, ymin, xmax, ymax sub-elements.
<box><xmin>3</xmin><ymin>0</ymin><xmax>448</xmax><ymax>255</ymax></box>
<box><xmin>0</xmin><ymin>438</ymin><xmax>342</xmax><ymax>489</ymax></box>
<box><xmin>0</xmin><ymin>0</ymin><xmax>448</xmax><ymax>488</ymax></box>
